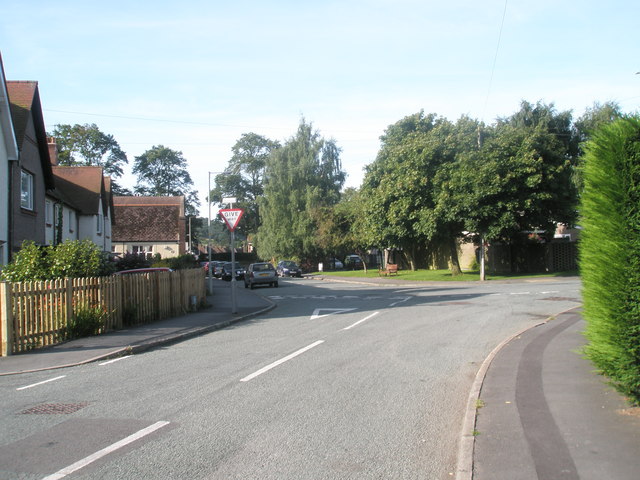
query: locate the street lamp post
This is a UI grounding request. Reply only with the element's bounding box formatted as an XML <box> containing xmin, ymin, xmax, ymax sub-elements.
<box><xmin>207</xmin><ymin>171</ymin><xmax>224</xmax><ymax>294</ymax></box>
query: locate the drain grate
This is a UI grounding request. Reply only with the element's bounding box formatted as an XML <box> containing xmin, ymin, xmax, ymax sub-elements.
<box><xmin>20</xmin><ymin>402</ymin><xmax>89</xmax><ymax>415</ymax></box>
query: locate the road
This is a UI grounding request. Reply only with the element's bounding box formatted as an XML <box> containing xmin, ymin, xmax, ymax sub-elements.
<box><xmin>0</xmin><ymin>277</ymin><xmax>581</xmax><ymax>479</ymax></box>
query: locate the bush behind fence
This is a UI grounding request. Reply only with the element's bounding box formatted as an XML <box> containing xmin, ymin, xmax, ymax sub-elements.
<box><xmin>0</xmin><ymin>268</ymin><xmax>206</xmax><ymax>355</ymax></box>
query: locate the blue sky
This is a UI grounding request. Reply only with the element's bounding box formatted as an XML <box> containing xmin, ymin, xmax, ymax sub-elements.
<box><xmin>1</xmin><ymin>0</ymin><xmax>638</xmax><ymax>216</ymax></box>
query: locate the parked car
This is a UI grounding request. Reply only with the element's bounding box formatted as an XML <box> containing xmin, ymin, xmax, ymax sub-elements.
<box><xmin>277</xmin><ymin>260</ymin><xmax>303</xmax><ymax>277</ymax></box>
<box><xmin>203</xmin><ymin>261</ymin><xmax>225</xmax><ymax>278</ymax></box>
<box><xmin>244</xmin><ymin>262</ymin><xmax>278</xmax><ymax>289</ymax></box>
<box><xmin>326</xmin><ymin>258</ymin><xmax>343</xmax><ymax>270</ymax></box>
<box><xmin>220</xmin><ymin>262</ymin><xmax>245</xmax><ymax>281</ymax></box>
<box><xmin>344</xmin><ymin>254</ymin><xmax>363</xmax><ymax>270</ymax></box>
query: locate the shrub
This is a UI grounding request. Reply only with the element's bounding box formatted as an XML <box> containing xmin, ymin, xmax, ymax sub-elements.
<box><xmin>0</xmin><ymin>241</ymin><xmax>49</xmax><ymax>282</ymax></box>
<box><xmin>48</xmin><ymin>239</ymin><xmax>105</xmax><ymax>279</ymax></box>
<box><xmin>64</xmin><ymin>305</ymin><xmax>109</xmax><ymax>339</ymax></box>
<box><xmin>115</xmin><ymin>253</ymin><xmax>151</xmax><ymax>271</ymax></box>
<box><xmin>1</xmin><ymin>239</ymin><xmax>113</xmax><ymax>281</ymax></box>
<box><xmin>152</xmin><ymin>254</ymin><xmax>198</xmax><ymax>270</ymax></box>
<box><xmin>580</xmin><ymin>116</ymin><xmax>640</xmax><ymax>404</ymax></box>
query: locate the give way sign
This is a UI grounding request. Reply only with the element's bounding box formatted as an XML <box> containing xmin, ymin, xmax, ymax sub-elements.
<box><xmin>219</xmin><ymin>208</ymin><xmax>244</xmax><ymax>231</ymax></box>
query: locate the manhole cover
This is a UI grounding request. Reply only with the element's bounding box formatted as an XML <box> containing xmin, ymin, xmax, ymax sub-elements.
<box><xmin>20</xmin><ymin>402</ymin><xmax>89</xmax><ymax>415</ymax></box>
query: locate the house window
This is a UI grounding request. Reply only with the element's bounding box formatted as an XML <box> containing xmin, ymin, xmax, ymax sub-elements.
<box><xmin>54</xmin><ymin>204</ymin><xmax>62</xmax><ymax>228</ymax></box>
<box><xmin>20</xmin><ymin>170</ymin><xmax>34</xmax><ymax>211</ymax></box>
<box><xmin>96</xmin><ymin>214</ymin><xmax>103</xmax><ymax>234</ymax></box>
<box><xmin>45</xmin><ymin>201</ymin><xmax>52</xmax><ymax>225</ymax></box>
<box><xmin>68</xmin><ymin>210</ymin><xmax>74</xmax><ymax>232</ymax></box>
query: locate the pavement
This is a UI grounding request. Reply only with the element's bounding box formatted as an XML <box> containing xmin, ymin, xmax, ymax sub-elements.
<box><xmin>466</xmin><ymin>307</ymin><xmax>640</xmax><ymax>480</ymax></box>
<box><xmin>2</xmin><ymin>275</ymin><xmax>639</xmax><ymax>479</ymax></box>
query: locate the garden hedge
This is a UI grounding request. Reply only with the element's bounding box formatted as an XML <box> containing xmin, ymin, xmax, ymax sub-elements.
<box><xmin>580</xmin><ymin>116</ymin><xmax>640</xmax><ymax>404</ymax></box>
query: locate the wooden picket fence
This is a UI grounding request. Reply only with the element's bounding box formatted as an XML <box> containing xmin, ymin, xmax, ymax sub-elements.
<box><xmin>0</xmin><ymin>269</ymin><xmax>206</xmax><ymax>356</ymax></box>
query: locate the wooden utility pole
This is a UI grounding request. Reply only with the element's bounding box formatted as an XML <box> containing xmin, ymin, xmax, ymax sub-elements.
<box><xmin>478</xmin><ymin>125</ymin><xmax>486</xmax><ymax>282</ymax></box>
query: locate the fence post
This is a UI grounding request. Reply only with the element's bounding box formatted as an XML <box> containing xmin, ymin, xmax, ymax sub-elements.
<box><xmin>1</xmin><ymin>282</ymin><xmax>13</xmax><ymax>356</ymax></box>
<box><xmin>65</xmin><ymin>277</ymin><xmax>73</xmax><ymax>327</ymax></box>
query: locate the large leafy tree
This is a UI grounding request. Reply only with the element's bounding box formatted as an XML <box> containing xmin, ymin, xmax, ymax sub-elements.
<box><xmin>257</xmin><ymin>120</ymin><xmax>345</xmax><ymax>261</ymax></box>
<box><xmin>132</xmin><ymin>145</ymin><xmax>200</xmax><ymax>216</ymax></box>
<box><xmin>210</xmin><ymin>133</ymin><xmax>279</xmax><ymax>237</ymax></box>
<box><xmin>309</xmin><ymin>188</ymin><xmax>367</xmax><ymax>266</ymax></box>
<box><xmin>360</xmin><ymin>112</ymin><xmax>460</xmax><ymax>271</ymax></box>
<box><xmin>50</xmin><ymin>123</ymin><xmax>128</xmax><ymax>178</ymax></box>
<box><xmin>476</xmin><ymin>101</ymin><xmax>577</xmax><ymax>238</ymax></box>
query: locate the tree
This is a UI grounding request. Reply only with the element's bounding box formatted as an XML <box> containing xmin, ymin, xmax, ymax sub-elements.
<box><xmin>132</xmin><ymin>145</ymin><xmax>200</xmax><ymax>216</ymax></box>
<box><xmin>50</xmin><ymin>123</ymin><xmax>128</xmax><ymax>178</ymax></box>
<box><xmin>210</xmin><ymin>133</ymin><xmax>279</xmax><ymax>236</ymax></box>
<box><xmin>574</xmin><ymin>101</ymin><xmax>623</xmax><ymax>150</ymax></box>
<box><xmin>360</xmin><ymin>112</ymin><xmax>459</xmax><ymax>271</ymax></box>
<box><xmin>257</xmin><ymin>120</ymin><xmax>345</xmax><ymax>261</ymax></box>
<box><xmin>580</xmin><ymin>116</ymin><xmax>640</xmax><ymax>404</ymax></box>
<box><xmin>481</xmin><ymin>101</ymin><xmax>577</xmax><ymax>238</ymax></box>
<box><xmin>572</xmin><ymin>101</ymin><xmax>624</xmax><ymax>191</ymax></box>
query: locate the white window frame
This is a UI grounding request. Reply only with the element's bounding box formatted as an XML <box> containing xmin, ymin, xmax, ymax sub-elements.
<box><xmin>20</xmin><ymin>170</ymin><xmax>34</xmax><ymax>211</ymax></box>
<box><xmin>45</xmin><ymin>200</ymin><xmax>52</xmax><ymax>225</ymax></box>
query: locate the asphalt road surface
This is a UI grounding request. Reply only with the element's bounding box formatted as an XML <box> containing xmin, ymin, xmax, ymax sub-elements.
<box><xmin>0</xmin><ymin>277</ymin><xmax>581</xmax><ymax>479</ymax></box>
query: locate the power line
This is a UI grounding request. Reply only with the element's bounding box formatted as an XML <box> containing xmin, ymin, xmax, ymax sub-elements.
<box><xmin>482</xmin><ymin>0</ymin><xmax>509</xmax><ymax>122</ymax></box>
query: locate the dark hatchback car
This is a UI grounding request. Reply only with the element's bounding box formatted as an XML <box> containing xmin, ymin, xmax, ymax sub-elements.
<box><xmin>276</xmin><ymin>260</ymin><xmax>303</xmax><ymax>278</ymax></box>
<box><xmin>244</xmin><ymin>262</ymin><xmax>278</xmax><ymax>289</ymax></box>
<box><xmin>220</xmin><ymin>262</ymin><xmax>245</xmax><ymax>281</ymax></box>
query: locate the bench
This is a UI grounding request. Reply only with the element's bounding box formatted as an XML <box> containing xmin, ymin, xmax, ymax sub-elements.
<box><xmin>378</xmin><ymin>264</ymin><xmax>398</xmax><ymax>276</ymax></box>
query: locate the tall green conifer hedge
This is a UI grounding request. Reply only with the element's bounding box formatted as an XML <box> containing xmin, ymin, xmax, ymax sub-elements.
<box><xmin>580</xmin><ymin>116</ymin><xmax>640</xmax><ymax>404</ymax></box>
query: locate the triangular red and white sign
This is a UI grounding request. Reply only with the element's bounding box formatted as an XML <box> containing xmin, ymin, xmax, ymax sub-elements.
<box><xmin>219</xmin><ymin>208</ymin><xmax>244</xmax><ymax>231</ymax></box>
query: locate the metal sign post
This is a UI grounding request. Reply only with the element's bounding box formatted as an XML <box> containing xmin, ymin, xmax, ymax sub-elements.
<box><xmin>219</xmin><ymin>208</ymin><xmax>244</xmax><ymax>314</ymax></box>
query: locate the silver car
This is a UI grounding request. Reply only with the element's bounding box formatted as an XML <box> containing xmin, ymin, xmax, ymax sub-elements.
<box><xmin>244</xmin><ymin>262</ymin><xmax>278</xmax><ymax>289</ymax></box>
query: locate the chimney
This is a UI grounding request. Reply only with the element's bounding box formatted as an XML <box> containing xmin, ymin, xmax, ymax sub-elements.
<box><xmin>47</xmin><ymin>137</ymin><xmax>58</xmax><ymax>166</ymax></box>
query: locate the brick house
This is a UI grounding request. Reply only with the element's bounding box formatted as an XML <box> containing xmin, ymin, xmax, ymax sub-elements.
<box><xmin>111</xmin><ymin>196</ymin><xmax>186</xmax><ymax>259</ymax></box>
<box><xmin>6</xmin><ymin>80</ymin><xmax>55</xmax><ymax>259</ymax></box>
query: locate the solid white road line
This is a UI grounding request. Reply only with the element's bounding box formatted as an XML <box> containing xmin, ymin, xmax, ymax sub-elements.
<box><xmin>41</xmin><ymin>421</ymin><xmax>170</xmax><ymax>480</ymax></box>
<box><xmin>240</xmin><ymin>340</ymin><xmax>325</xmax><ymax>382</ymax></box>
<box><xmin>16</xmin><ymin>375</ymin><xmax>66</xmax><ymax>391</ymax></box>
<box><xmin>343</xmin><ymin>312</ymin><xmax>380</xmax><ymax>331</ymax></box>
<box><xmin>99</xmin><ymin>355</ymin><xmax>132</xmax><ymax>366</ymax></box>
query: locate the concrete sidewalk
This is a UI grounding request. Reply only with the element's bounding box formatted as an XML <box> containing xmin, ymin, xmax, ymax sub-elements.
<box><xmin>470</xmin><ymin>309</ymin><xmax>640</xmax><ymax>480</ymax></box>
<box><xmin>0</xmin><ymin>279</ymin><xmax>275</xmax><ymax>376</ymax></box>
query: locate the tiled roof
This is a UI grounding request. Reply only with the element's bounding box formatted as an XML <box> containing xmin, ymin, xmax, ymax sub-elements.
<box><xmin>113</xmin><ymin>196</ymin><xmax>184</xmax><ymax>206</ymax></box>
<box><xmin>6</xmin><ymin>80</ymin><xmax>54</xmax><ymax>188</ymax></box>
<box><xmin>51</xmin><ymin>166</ymin><xmax>105</xmax><ymax>215</ymax></box>
<box><xmin>112</xmin><ymin>196</ymin><xmax>185</xmax><ymax>242</ymax></box>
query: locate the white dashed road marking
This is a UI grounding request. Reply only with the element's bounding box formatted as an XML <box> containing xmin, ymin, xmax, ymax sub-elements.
<box><xmin>41</xmin><ymin>421</ymin><xmax>170</xmax><ymax>480</ymax></box>
<box><xmin>17</xmin><ymin>376</ymin><xmax>66</xmax><ymax>391</ymax></box>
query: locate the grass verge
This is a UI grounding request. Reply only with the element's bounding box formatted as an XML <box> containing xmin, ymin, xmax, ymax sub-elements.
<box><xmin>311</xmin><ymin>269</ymin><xmax>578</xmax><ymax>282</ymax></box>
